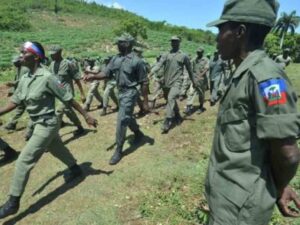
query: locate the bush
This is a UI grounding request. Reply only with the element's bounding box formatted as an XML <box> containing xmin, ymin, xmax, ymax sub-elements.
<box><xmin>0</xmin><ymin>6</ymin><xmax>31</xmax><ymax>31</ymax></box>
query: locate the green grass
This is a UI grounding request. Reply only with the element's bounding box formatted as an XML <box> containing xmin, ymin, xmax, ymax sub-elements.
<box><xmin>0</xmin><ymin>64</ymin><xmax>299</xmax><ymax>224</ymax></box>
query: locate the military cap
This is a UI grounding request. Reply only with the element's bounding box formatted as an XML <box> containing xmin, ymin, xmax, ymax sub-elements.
<box><xmin>207</xmin><ymin>0</ymin><xmax>279</xmax><ymax>28</ymax></box>
<box><xmin>133</xmin><ymin>46</ymin><xmax>143</xmax><ymax>53</ymax></box>
<box><xmin>115</xmin><ymin>33</ymin><xmax>135</xmax><ymax>43</ymax></box>
<box><xmin>170</xmin><ymin>36</ymin><xmax>181</xmax><ymax>41</ymax></box>
<box><xmin>196</xmin><ymin>47</ymin><xmax>204</xmax><ymax>53</ymax></box>
<box><xmin>49</xmin><ymin>45</ymin><xmax>62</xmax><ymax>55</ymax></box>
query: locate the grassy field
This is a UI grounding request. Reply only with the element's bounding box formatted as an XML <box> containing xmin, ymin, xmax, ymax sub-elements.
<box><xmin>0</xmin><ymin>64</ymin><xmax>299</xmax><ymax>225</ymax></box>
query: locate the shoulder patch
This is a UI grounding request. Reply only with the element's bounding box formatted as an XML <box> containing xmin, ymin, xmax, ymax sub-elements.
<box><xmin>259</xmin><ymin>78</ymin><xmax>287</xmax><ymax>106</ymax></box>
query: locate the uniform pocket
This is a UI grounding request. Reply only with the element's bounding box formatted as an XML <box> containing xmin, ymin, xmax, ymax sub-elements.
<box><xmin>221</xmin><ymin>107</ymin><xmax>251</xmax><ymax>152</ymax></box>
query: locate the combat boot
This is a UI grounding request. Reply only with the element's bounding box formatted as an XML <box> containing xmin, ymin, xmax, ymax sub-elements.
<box><xmin>4</xmin><ymin>123</ymin><xmax>16</xmax><ymax>131</ymax></box>
<box><xmin>196</xmin><ymin>106</ymin><xmax>206</xmax><ymax>114</ymax></box>
<box><xmin>100</xmin><ymin>107</ymin><xmax>107</xmax><ymax>116</ymax></box>
<box><xmin>0</xmin><ymin>146</ymin><xmax>19</xmax><ymax>166</ymax></box>
<box><xmin>161</xmin><ymin>118</ymin><xmax>172</xmax><ymax>134</ymax></box>
<box><xmin>64</xmin><ymin>164</ymin><xmax>83</xmax><ymax>183</ymax></box>
<box><xmin>184</xmin><ymin>105</ymin><xmax>193</xmax><ymax>116</ymax></box>
<box><xmin>109</xmin><ymin>147</ymin><xmax>122</xmax><ymax>165</ymax></box>
<box><xmin>0</xmin><ymin>196</ymin><xmax>20</xmax><ymax>219</ymax></box>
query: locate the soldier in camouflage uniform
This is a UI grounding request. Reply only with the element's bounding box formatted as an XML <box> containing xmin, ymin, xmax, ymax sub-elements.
<box><xmin>83</xmin><ymin>59</ymin><xmax>103</xmax><ymax>111</ymax></box>
<box><xmin>49</xmin><ymin>45</ymin><xmax>86</xmax><ymax>136</ymax></box>
<box><xmin>185</xmin><ymin>47</ymin><xmax>209</xmax><ymax>115</ymax></box>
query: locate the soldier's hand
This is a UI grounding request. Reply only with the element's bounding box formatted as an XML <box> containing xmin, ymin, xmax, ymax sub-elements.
<box><xmin>83</xmin><ymin>74</ymin><xmax>94</xmax><ymax>82</ymax></box>
<box><xmin>85</xmin><ymin>114</ymin><xmax>98</xmax><ymax>128</ymax></box>
<box><xmin>277</xmin><ymin>186</ymin><xmax>300</xmax><ymax>217</ymax></box>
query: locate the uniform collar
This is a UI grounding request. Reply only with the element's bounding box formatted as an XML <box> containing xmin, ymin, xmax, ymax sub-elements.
<box><xmin>118</xmin><ymin>52</ymin><xmax>134</xmax><ymax>59</ymax></box>
<box><xmin>25</xmin><ymin>67</ymin><xmax>44</xmax><ymax>78</ymax></box>
<box><xmin>232</xmin><ymin>49</ymin><xmax>266</xmax><ymax>79</ymax></box>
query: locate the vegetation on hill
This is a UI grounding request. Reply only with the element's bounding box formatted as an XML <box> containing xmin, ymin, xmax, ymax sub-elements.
<box><xmin>0</xmin><ymin>0</ymin><xmax>215</xmax><ymax>70</ymax></box>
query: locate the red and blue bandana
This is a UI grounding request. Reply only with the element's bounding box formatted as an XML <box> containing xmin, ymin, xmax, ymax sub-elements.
<box><xmin>259</xmin><ymin>78</ymin><xmax>287</xmax><ymax>106</ymax></box>
<box><xmin>24</xmin><ymin>41</ymin><xmax>45</xmax><ymax>59</ymax></box>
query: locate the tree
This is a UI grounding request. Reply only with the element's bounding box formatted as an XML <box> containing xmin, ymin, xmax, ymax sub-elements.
<box><xmin>114</xmin><ymin>19</ymin><xmax>148</xmax><ymax>40</ymax></box>
<box><xmin>273</xmin><ymin>10</ymin><xmax>300</xmax><ymax>49</ymax></box>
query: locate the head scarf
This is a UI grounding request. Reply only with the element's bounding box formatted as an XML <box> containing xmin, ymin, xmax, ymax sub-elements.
<box><xmin>23</xmin><ymin>41</ymin><xmax>45</xmax><ymax>59</ymax></box>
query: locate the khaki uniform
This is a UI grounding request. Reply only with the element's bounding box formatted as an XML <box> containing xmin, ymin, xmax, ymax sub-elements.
<box><xmin>10</xmin><ymin>67</ymin><xmax>77</xmax><ymax>196</ymax></box>
<box><xmin>103</xmin><ymin>52</ymin><xmax>147</xmax><ymax>149</ymax></box>
<box><xmin>186</xmin><ymin>56</ymin><xmax>209</xmax><ymax>106</ymax></box>
<box><xmin>49</xmin><ymin>59</ymin><xmax>82</xmax><ymax>127</ymax></box>
<box><xmin>83</xmin><ymin>65</ymin><xmax>103</xmax><ymax>109</ymax></box>
<box><xmin>205</xmin><ymin>50</ymin><xmax>300</xmax><ymax>225</ymax></box>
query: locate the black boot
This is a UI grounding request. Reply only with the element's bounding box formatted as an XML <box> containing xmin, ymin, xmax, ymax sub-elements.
<box><xmin>64</xmin><ymin>164</ymin><xmax>83</xmax><ymax>183</ymax></box>
<box><xmin>174</xmin><ymin>112</ymin><xmax>183</xmax><ymax>125</ymax></box>
<box><xmin>161</xmin><ymin>118</ymin><xmax>172</xmax><ymax>134</ymax></box>
<box><xmin>196</xmin><ymin>105</ymin><xmax>206</xmax><ymax>114</ymax></box>
<box><xmin>100</xmin><ymin>107</ymin><xmax>107</xmax><ymax>116</ymax></box>
<box><xmin>0</xmin><ymin>147</ymin><xmax>19</xmax><ymax>166</ymax></box>
<box><xmin>0</xmin><ymin>196</ymin><xmax>20</xmax><ymax>219</ymax></box>
<box><xmin>4</xmin><ymin>123</ymin><xmax>16</xmax><ymax>131</ymax></box>
<box><xmin>109</xmin><ymin>147</ymin><xmax>122</xmax><ymax>165</ymax></box>
<box><xmin>184</xmin><ymin>105</ymin><xmax>193</xmax><ymax>116</ymax></box>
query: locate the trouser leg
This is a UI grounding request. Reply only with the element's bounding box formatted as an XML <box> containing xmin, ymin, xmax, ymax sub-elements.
<box><xmin>165</xmin><ymin>86</ymin><xmax>180</xmax><ymax>119</ymax></box>
<box><xmin>115</xmin><ymin>90</ymin><xmax>139</xmax><ymax>150</ymax></box>
<box><xmin>9</xmin><ymin>123</ymin><xmax>57</xmax><ymax>196</ymax></box>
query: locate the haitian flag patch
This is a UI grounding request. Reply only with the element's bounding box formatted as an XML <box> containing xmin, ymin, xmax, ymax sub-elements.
<box><xmin>259</xmin><ymin>78</ymin><xmax>287</xmax><ymax>106</ymax></box>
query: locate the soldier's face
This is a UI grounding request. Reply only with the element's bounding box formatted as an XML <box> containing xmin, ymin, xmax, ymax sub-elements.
<box><xmin>171</xmin><ymin>40</ymin><xmax>180</xmax><ymax>50</ymax></box>
<box><xmin>117</xmin><ymin>41</ymin><xmax>130</xmax><ymax>53</ymax></box>
<box><xmin>216</xmin><ymin>23</ymin><xmax>239</xmax><ymax>60</ymax></box>
<box><xmin>50</xmin><ymin>52</ymin><xmax>60</xmax><ymax>61</ymax></box>
<box><xmin>20</xmin><ymin>48</ymin><xmax>37</xmax><ymax>67</ymax></box>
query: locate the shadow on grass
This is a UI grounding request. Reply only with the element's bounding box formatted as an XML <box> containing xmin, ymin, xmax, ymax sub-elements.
<box><xmin>62</xmin><ymin>129</ymin><xmax>97</xmax><ymax>145</ymax></box>
<box><xmin>3</xmin><ymin>162</ymin><xmax>113</xmax><ymax>225</ymax></box>
<box><xmin>122</xmin><ymin>134</ymin><xmax>155</xmax><ymax>157</ymax></box>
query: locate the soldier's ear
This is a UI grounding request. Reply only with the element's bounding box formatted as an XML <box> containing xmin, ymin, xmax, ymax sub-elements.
<box><xmin>236</xmin><ymin>24</ymin><xmax>246</xmax><ymax>38</ymax></box>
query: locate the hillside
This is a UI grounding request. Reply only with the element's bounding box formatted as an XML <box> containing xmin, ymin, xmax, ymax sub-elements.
<box><xmin>0</xmin><ymin>0</ymin><xmax>215</xmax><ymax>70</ymax></box>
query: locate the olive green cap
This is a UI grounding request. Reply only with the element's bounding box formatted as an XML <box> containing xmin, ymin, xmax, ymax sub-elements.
<box><xmin>49</xmin><ymin>45</ymin><xmax>62</xmax><ymax>55</ymax></box>
<box><xmin>115</xmin><ymin>33</ymin><xmax>135</xmax><ymax>44</ymax></box>
<box><xmin>207</xmin><ymin>0</ymin><xmax>279</xmax><ymax>28</ymax></box>
<box><xmin>170</xmin><ymin>36</ymin><xmax>181</xmax><ymax>41</ymax></box>
<box><xmin>133</xmin><ymin>46</ymin><xmax>143</xmax><ymax>53</ymax></box>
<box><xmin>196</xmin><ymin>47</ymin><xmax>204</xmax><ymax>53</ymax></box>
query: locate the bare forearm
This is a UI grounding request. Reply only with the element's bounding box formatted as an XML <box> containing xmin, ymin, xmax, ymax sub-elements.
<box><xmin>75</xmin><ymin>80</ymin><xmax>85</xmax><ymax>96</ymax></box>
<box><xmin>70</xmin><ymin>99</ymin><xmax>88</xmax><ymax>119</ymax></box>
<box><xmin>270</xmin><ymin>138</ymin><xmax>300</xmax><ymax>195</ymax></box>
<box><xmin>141</xmin><ymin>83</ymin><xmax>149</xmax><ymax>102</ymax></box>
